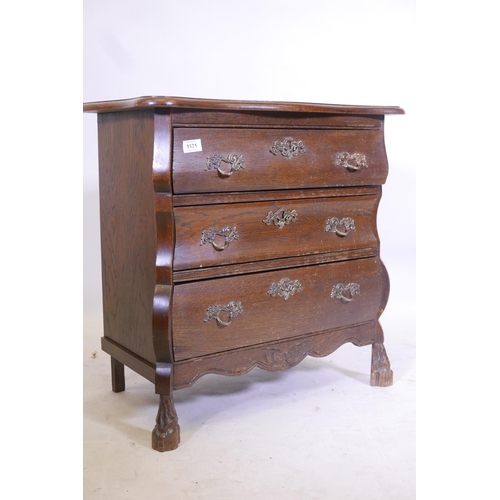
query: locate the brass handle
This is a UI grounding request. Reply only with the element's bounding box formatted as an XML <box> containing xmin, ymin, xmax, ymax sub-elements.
<box><xmin>330</xmin><ymin>283</ymin><xmax>360</xmax><ymax>302</ymax></box>
<box><xmin>263</xmin><ymin>207</ymin><xmax>298</xmax><ymax>228</ymax></box>
<box><xmin>206</xmin><ymin>153</ymin><xmax>245</xmax><ymax>177</ymax></box>
<box><xmin>325</xmin><ymin>217</ymin><xmax>356</xmax><ymax>237</ymax></box>
<box><xmin>200</xmin><ymin>226</ymin><xmax>239</xmax><ymax>251</ymax></box>
<box><xmin>204</xmin><ymin>301</ymin><xmax>243</xmax><ymax>326</ymax></box>
<box><xmin>268</xmin><ymin>278</ymin><xmax>303</xmax><ymax>300</ymax></box>
<box><xmin>336</xmin><ymin>152</ymin><xmax>367</xmax><ymax>171</ymax></box>
<box><xmin>269</xmin><ymin>137</ymin><xmax>307</xmax><ymax>159</ymax></box>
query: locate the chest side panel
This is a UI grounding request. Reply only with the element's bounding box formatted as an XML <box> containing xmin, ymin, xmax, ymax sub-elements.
<box><xmin>98</xmin><ymin>110</ymin><xmax>157</xmax><ymax>364</ymax></box>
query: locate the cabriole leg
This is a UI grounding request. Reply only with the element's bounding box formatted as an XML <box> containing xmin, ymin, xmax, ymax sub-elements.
<box><xmin>370</xmin><ymin>343</ymin><xmax>393</xmax><ymax>387</ymax></box>
<box><xmin>152</xmin><ymin>394</ymin><xmax>180</xmax><ymax>452</ymax></box>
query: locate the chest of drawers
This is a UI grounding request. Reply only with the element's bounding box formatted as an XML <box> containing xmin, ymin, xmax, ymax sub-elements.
<box><xmin>83</xmin><ymin>96</ymin><xmax>404</xmax><ymax>451</ymax></box>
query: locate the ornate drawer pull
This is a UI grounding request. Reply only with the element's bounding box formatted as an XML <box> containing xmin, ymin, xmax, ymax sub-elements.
<box><xmin>269</xmin><ymin>137</ymin><xmax>307</xmax><ymax>159</ymax></box>
<box><xmin>268</xmin><ymin>278</ymin><xmax>303</xmax><ymax>300</ymax></box>
<box><xmin>263</xmin><ymin>207</ymin><xmax>298</xmax><ymax>228</ymax></box>
<box><xmin>206</xmin><ymin>153</ymin><xmax>245</xmax><ymax>177</ymax></box>
<box><xmin>336</xmin><ymin>152</ymin><xmax>367</xmax><ymax>171</ymax></box>
<box><xmin>204</xmin><ymin>301</ymin><xmax>243</xmax><ymax>326</ymax></box>
<box><xmin>200</xmin><ymin>226</ymin><xmax>239</xmax><ymax>251</ymax></box>
<box><xmin>330</xmin><ymin>283</ymin><xmax>360</xmax><ymax>302</ymax></box>
<box><xmin>325</xmin><ymin>217</ymin><xmax>356</xmax><ymax>237</ymax></box>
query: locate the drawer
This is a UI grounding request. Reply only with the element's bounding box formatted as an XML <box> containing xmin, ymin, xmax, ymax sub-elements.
<box><xmin>174</xmin><ymin>194</ymin><xmax>379</xmax><ymax>270</ymax></box>
<box><xmin>172</xmin><ymin>257</ymin><xmax>384</xmax><ymax>360</ymax></box>
<box><xmin>172</xmin><ymin>128</ymin><xmax>388</xmax><ymax>193</ymax></box>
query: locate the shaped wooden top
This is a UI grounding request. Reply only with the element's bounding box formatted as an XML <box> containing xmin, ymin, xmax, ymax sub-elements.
<box><xmin>83</xmin><ymin>96</ymin><xmax>404</xmax><ymax>115</ymax></box>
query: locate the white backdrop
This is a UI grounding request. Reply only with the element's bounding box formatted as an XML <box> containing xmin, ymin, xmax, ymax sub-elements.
<box><xmin>5</xmin><ymin>0</ymin><xmax>499</xmax><ymax>497</ymax></box>
<box><xmin>81</xmin><ymin>1</ymin><xmax>416</xmax><ymax>496</ymax></box>
<box><xmin>83</xmin><ymin>0</ymin><xmax>415</xmax><ymax>191</ymax></box>
<box><xmin>83</xmin><ymin>0</ymin><xmax>416</xmax><ymax>321</ymax></box>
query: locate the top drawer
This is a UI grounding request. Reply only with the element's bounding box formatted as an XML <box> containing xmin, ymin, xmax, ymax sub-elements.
<box><xmin>172</xmin><ymin>128</ymin><xmax>388</xmax><ymax>194</ymax></box>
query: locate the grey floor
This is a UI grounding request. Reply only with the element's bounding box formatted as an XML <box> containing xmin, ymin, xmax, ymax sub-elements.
<box><xmin>83</xmin><ymin>253</ymin><xmax>415</xmax><ymax>500</ymax></box>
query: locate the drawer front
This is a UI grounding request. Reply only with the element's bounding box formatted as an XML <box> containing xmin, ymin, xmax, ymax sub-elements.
<box><xmin>172</xmin><ymin>258</ymin><xmax>384</xmax><ymax>361</ymax></box>
<box><xmin>174</xmin><ymin>195</ymin><xmax>379</xmax><ymax>270</ymax></box>
<box><xmin>172</xmin><ymin>128</ymin><xmax>388</xmax><ymax>193</ymax></box>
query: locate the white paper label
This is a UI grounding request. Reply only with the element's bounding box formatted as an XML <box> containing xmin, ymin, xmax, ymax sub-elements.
<box><xmin>183</xmin><ymin>139</ymin><xmax>202</xmax><ymax>153</ymax></box>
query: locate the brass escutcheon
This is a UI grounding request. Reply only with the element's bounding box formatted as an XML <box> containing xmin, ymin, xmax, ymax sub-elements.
<box><xmin>263</xmin><ymin>207</ymin><xmax>298</xmax><ymax>229</ymax></box>
<box><xmin>268</xmin><ymin>278</ymin><xmax>303</xmax><ymax>300</ymax></box>
<box><xmin>269</xmin><ymin>137</ymin><xmax>307</xmax><ymax>159</ymax></box>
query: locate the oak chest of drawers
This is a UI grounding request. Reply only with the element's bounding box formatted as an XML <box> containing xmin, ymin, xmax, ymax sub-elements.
<box><xmin>83</xmin><ymin>96</ymin><xmax>404</xmax><ymax>451</ymax></box>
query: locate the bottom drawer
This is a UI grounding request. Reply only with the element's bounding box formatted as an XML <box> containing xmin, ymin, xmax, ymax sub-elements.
<box><xmin>172</xmin><ymin>257</ymin><xmax>385</xmax><ymax>361</ymax></box>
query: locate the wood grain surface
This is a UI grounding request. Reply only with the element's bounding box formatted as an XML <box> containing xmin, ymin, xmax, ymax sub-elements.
<box><xmin>174</xmin><ymin>194</ymin><xmax>380</xmax><ymax>270</ymax></box>
<box><xmin>172</xmin><ymin>257</ymin><xmax>384</xmax><ymax>360</ymax></box>
<box><xmin>83</xmin><ymin>95</ymin><xmax>404</xmax><ymax>115</ymax></box>
<box><xmin>172</xmin><ymin>128</ymin><xmax>388</xmax><ymax>193</ymax></box>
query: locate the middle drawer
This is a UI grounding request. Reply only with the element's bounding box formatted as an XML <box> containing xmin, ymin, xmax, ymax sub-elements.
<box><xmin>173</xmin><ymin>194</ymin><xmax>379</xmax><ymax>270</ymax></box>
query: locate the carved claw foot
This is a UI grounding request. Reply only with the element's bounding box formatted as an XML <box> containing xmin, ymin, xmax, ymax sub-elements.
<box><xmin>370</xmin><ymin>342</ymin><xmax>393</xmax><ymax>387</ymax></box>
<box><xmin>152</xmin><ymin>394</ymin><xmax>180</xmax><ymax>452</ymax></box>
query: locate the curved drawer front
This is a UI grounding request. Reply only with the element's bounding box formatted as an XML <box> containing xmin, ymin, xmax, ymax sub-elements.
<box><xmin>172</xmin><ymin>257</ymin><xmax>384</xmax><ymax>361</ymax></box>
<box><xmin>172</xmin><ymin>128</ymin><xmax>388</xmax><ymax>194</ymax></box>
<box><xmin>174</xmin><ymin>195</ymin><xmax>379</xmax><ymax>270</ymax></box>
